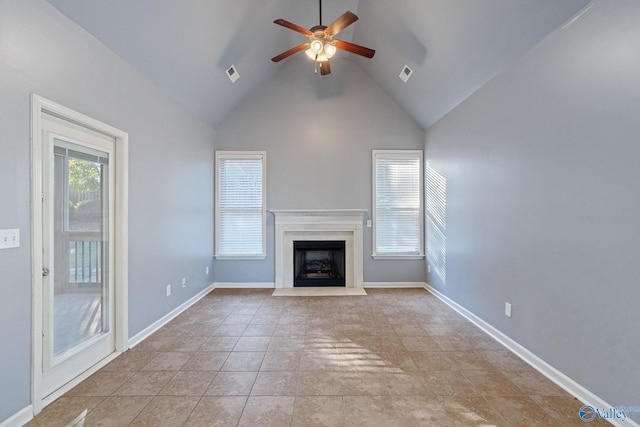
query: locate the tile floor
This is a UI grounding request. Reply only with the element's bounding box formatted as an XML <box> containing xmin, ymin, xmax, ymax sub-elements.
<box><xmin>26</xmin><ymin>289</ymin><xmax>610</xmax><ymax>426</ymax></box>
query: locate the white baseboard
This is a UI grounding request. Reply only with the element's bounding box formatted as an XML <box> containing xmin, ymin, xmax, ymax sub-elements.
<box><xmin>214</xmin><ymin>282</ymin><xmax>275</xmax><ymax>289</ymax></box>
<box><xmin>0</xmin><ymin>406</ymin><xmax>33</xmax><ymax>427</ymax></box>
<box><xmin>128</xmin><ymin>283</ymin><xmax>215</xmax><ymax>348</ymax></box>
<box><xmin>365</xmin><ymin>282</ymin><xmax>427</xmax><ymax>288</ymax></box>
<box><xmin>424</xmin><ymin>284</ymin><xmax>639</xmax><ymax>427</ymax></box>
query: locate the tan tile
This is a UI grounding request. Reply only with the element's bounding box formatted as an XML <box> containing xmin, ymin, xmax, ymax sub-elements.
<box><xmin>432</xmin><ymin>334</ymin><xmax>479</xmax><ymax>351</ymax></box>
<box><xmin>141</xmin><ymin>351</ymin><xmax>193</xmax><ymax>371</ymax></box>
<box><xmin>260</xmin><ymin>351</ymin><xmax>302</xmax><ymax>371</ymax></box>
<box><xmin>129</xmin><ymin>396</ymin><xmax>199</xmax><ymax>426</ymax></box>
<box><xmin>234</xmin><ymin>336</ymin><xmax>271</xmax><ymax>351</ymax></box>
<box><xmin>376</xmin><ymin>349</ymin><xmax>420</xmax><ymax>372</ymax></box>
<box><xmin>423</xmin><ymin>370</ymin><xmax>479</xmax><ymax>396</ymax></box>
<box><xmin>251</xmin><ymin>371</ymin><xmax>298</xmax><ymax>395</ymax></box>
<box><xmin>297</xmin><ymin>372</ymin><xmax>342</xmax><ymax>395</ymax></box>
<box><xmin>101</xmin><ymin>350</ymin><xmax>156</xmax><ymax>372</ymax></box>
<box><xmin>181</xmin><ymin>351</ymin><xmax>229</xmax><ymax>371</ymax></box>
<box><xmin>293</xmin><ymin>396</ymin><xmax>345</xmax><ymax>427</ymax></box>
<box><xmin>82</xmin><ymin>396</ymin><xmax>152</xmax><ymax>426</ymax></box>
<box><xmin>410</xmin><ymin>351</ymin><xmax>456</xmax><ymax>371</ymax></box>
<box><xmin>273</xmin><ymin>323</ymin><xmax>306</xmax><ymax>337</ymax></box>
<box><xmin>113</xmin><ymin>371</ymin><xmax>176</xmax><ymax>396</ymax></box>
<box><xmin>461</xmin><ymin>369</ymin><xmax>525</xmax><ymax>396</ymax></box>
<box><xmin>184</xmin><ymin>396</ymin><xmax>247</xmax><ymax>427</ymax></box>
<box><xmin>200</xmin><ymin>336</ymin><xmax>239</xmax><ymax>351</ymax></box>
<box><xmin>250</xmin><ymin>314</ymin><xmax>281</xmax><ymax>324</ymax></box>
<box><xmin>222</xmin><ymin>314</ymin><xmax>254</xmax><ymax>325</ymax></box>
<box><xmin>383</xmin><ymin>372</ymin><xmax>432</xmax><ymax>396</ymax></box>
<box><xmin>238</xmin><ymin>396</ymin><xmax>295</xmax><ymax>427</ymax></box>
<box><xmin>391</xmin><ymin>396</ymin><xmax>453</xmax><ymax>425</ymax></box>
<box><xmin>221</xmin><ymin>351</ymin><xmax>265</xmax><ymax>371</ymax></box>
<box><xmin>485</xmin><ymin>395</ymin><xmax>563</xmax><ymax>426</ymax></box>
<box><xmin>391</xmin><ymin>323</ymin><xmax>430</xmax><ymax>336</ymax></box>
<box><xmin>159</xmin><ymin>370</ymin><xmax>216</xmax><ymax>396</ymax></box>
<box><xmin>448</xmin><ymin>351</ymin><xmax>495</xmax><ymax>370</ymax></box>
<box><xmin>205</xmin><ymin>371</ymin><xmax>257</xmax><ymax>396</ymax></box>
<box><xmin>503</xmin><ymin>370</ymin><xmax>568</xmax><ymax>395</ymax></box>
<box><xmin>299</xmin><ymin>351</ymin><xmax>341</xmax><ymax>371</ymax></box>
<box><xmin>144</xmin><ymin>335</ymin><xmax>206</xmax><ymax>352</ymax></box>
<box><xmin>340</xmin><ymin>372</ymin><xmax>388</xmax><ymax>395</ymax></box>
<box><xmin>343</xmin><ymin>396</ymin><xmax>450</xmax><ymax>426</ymax></box>
<box><xmin>25</xmin><ymin>397</ymin><xmax>102</xmax><ymax>427</ymax></box>
<box><xmin>482</xmin><ymin>350</ymin><xmax>533</xmax><ymax>372</ymax></box>
<box><xmin>530</xmin><ymin>395</ymin><xmax>613</xmax><ymax>427</ymax></box>
<box><xmin>212</xmin><ymin>324</ymin><xmax>248</xmax><ymax>336</ymax></box>
<box><xmin>439</xmin><ymin>395</ymin><xmax>509</xmax><ymax>426</ymax></box>
<box><xmin>31</xmin><ymin>289</ymin><xmax>591</xmax><ymax>427</ymax></box>
<box><xmin>243</xmin><ymin>323</ymin><xmax>277</xmax><ymax>336</ymax></box>
<box><xmin>65</xmin><ymin>370</ymin><xmax>134</xmax><ymax>396</ymax></box>
<box><xmin>268</xmin><ymin>336</ymin><xmax>307</xmax><ymax>352</ymax></box>
<box><xmin>401</xmin><ymin>336</ymin><xmax>441</xmax><ymax>351</ymax></box>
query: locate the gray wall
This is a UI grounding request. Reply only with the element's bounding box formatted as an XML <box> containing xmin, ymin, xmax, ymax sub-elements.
<box><xmin>425</xmin><ymin>0</ymin><xmax>640</xmax><ymax>419</ymax></box>
<box><xmin>213</xmin><ymin>58</ymin><xmax>426</xmax><ymax>284</ymax></box>
<box><xmin>0</xmin><ymin>0</ymin><xmax>215</xmax><ymax>421</ymax></box>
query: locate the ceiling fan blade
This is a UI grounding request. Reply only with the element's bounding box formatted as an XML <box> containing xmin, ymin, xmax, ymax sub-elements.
<box><xmin>319</xmin><ymin>61</ymin><xmax>331</xmax><ymax>76</ymax></box>
<box><xmin>271</xmin><ymin>43</ymin><xmax>310</xmax><ymax>62</ymax></box>
<box><xmin>273</xmin><ymin>19</ymin><xmax>313</xmax><ymax>36</ymax></box>
<box><xmin>333</xmin><ymin>40</ymin><xmax>376</xmax><ymax>58</ymax></box>
<box><xmin>325</xmin><ymin>11</ymin><xmax>358</xmax><ymax>37</ymax></box>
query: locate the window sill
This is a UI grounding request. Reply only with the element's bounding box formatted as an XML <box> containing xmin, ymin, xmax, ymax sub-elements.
<box><xmin>372</xmin><ymin>254</ymin><xmax>425</xmax><ymax>260</ymax></box>
<box><xmin>214</xmin><ymin>255</ymin><xmax>267</xmax><ymax>261</ymax></box>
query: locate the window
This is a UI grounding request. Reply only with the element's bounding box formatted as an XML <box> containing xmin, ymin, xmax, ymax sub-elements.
<box><xmin>372</xmin><ymin>150</ymin><xmax>424</xmax><ymax>258</ymax></box>
<box><xmin>215</xmin><ymin>151</ymin><xmax>266</xmax><ymax>259</ymax></box>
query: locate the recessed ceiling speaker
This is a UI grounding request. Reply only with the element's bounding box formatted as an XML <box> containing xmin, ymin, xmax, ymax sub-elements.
<box><xmin>226</xmin><ymin>65</ymin><xmax>239</xmax><ymax>83</ymax></box>
<box><xmin>399</xmin><ymin>65</ymin><xmax>412</xmax><ymax>83</ymax></box>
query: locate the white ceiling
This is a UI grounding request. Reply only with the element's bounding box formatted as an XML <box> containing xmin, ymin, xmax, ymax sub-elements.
<box><xmin>47</xmin><ymin>0</ymin><xmax>591</xmax><ymax>129</ymax></box>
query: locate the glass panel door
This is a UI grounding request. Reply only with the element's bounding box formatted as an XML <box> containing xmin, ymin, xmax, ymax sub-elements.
<box><xmin>50</xmin><ymin>142</ymin><xmax>109</xmax><ymax>361</ymax></box>
<box><xmin>41</xmin><ymin>117</ymin><xmax>115</xmax><ymax>397</ymax></box>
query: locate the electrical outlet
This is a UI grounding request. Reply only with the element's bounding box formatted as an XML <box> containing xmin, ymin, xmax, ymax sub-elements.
<box><xmin>427</xmin><ymin>265</ymin><xmax>431</xmax><ymax>273</ymax></box>
<box><xmin>505</xmin><ymin>302</ymin><xmax>512</xmax><ymax>318</ymax></box>
<box><xmin>0</xmin><ymin>229</ymin><xmax>20</xmax><ymax>249</ymax></box>
<box><xmin>182</xmin><ymin>277</ymin><xmax>187</xmax><ymax>288</ymax></box>
<box><xmin>206</xmin><ymin>266</ymin><xmax>209</xmax><ymax>275</ymax></box>
<box><xmin>166</xmin><ymin>284</ymin><xmax>171</xmax><ymax>297</ymax></box>
<box><xmin>366</xmin><ymin>220</ymin><xmax>372</xmax><ymax>228</ymax></box>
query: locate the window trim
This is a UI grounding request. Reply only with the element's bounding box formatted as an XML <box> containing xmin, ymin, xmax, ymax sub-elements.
<box><xmin>215</xmin><ymin>151</ymin><xmax>267</xmax><ymax>260</ymax></box>
<box><xmin>372</xmin><ymin>149</ymin><xmax>425</xmax><ymax>259</ymax></box>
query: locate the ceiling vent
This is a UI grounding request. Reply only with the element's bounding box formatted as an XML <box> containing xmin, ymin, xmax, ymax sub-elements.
<box><xmin>226</xmin><ymin>65</ymin><xmax>239</xmax><ymax>83</ymax></box>
<box><xmin>399</xmin><ymin>65</ymin><xmax>413</xmax><ymax>83</ymax></box>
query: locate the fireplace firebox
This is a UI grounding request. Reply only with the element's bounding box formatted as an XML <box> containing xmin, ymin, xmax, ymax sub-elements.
<box><xmin>293</xmin><ymin>241</ymin><xmax>346</xmax><ymax>287</ymax></box>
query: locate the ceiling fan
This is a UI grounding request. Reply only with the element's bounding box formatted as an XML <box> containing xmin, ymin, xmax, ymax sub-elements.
<box><xmin>271</xmin><ymin>0</ymin><xmax>375</xmax><ymax>75</ymax></box>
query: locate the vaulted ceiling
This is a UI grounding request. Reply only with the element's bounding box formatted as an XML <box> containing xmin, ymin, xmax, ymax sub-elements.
<box><xmin>47</xmin><ymin>0</ymin><xmax>591</xmax><ymax>129</ymax></box>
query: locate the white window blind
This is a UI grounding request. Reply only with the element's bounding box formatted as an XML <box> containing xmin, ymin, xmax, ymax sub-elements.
<box><xmin>215</xmin><ymin>152</ymin><xmax>266</xmax><ymax>258</ymax></box>
<box><xmin>373</xmin><ymin>150</ymin><xmax>424</xmax><ymax>257</ymax></box>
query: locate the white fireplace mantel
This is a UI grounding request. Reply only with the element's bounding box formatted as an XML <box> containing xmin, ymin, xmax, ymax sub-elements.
<box><xmin>271</xmin><ymin>209</ymin><xmax>366</xmax><ymax>289</ymax></box>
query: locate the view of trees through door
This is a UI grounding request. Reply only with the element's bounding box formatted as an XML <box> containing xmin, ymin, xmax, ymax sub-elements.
<box><xmin>52</xmin><ymin>144</ymin><xmax>109</xmax><ymax>357</ymax></box>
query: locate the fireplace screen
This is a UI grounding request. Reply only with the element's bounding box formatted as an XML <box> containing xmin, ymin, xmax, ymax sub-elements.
<box><xmin>293</xmin><ymin>241</ymin><xmax>346</xmax><ymax>287</ymax></box>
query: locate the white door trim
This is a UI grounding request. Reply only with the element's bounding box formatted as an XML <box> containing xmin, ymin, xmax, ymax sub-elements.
<box><xmin>30</xmin><ymin>94</ymin><xmax>129</xmax><ymax>414</ymax></box>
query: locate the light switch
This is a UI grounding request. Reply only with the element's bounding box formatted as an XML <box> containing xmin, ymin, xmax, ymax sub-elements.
<box><xmin>0</xmin><ymin>229</ymin><xmax>20</xmax><ymax>249</ymax></box>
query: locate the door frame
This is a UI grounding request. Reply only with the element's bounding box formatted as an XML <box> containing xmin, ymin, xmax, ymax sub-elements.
<box><xmin>30</xmin><ymin>94</ymin><xmax>129</xmax><ymax>414</ymax></box>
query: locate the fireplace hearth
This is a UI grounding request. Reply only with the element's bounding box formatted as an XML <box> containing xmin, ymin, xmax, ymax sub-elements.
<box><xmin>294</xmin><ymin>240</ymin><xmax>345</xmax><ymax>287</ymax></box>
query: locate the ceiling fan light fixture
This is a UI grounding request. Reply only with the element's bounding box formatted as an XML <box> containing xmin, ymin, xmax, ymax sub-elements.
<box><xmin>324</xmin><ymin>43</ymin><xmax>336</xmax><ymax>58</ymax></box>
<box><xmin>310</xmin><ymin>39</ymin><xmax>324</xmax><ymax>54</ymax></box>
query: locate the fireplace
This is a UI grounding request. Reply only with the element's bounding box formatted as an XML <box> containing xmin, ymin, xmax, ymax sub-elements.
<box><xmin>272</xmin><ymin>209</ymin><xmax>366</xmax><ymax>289</ymax></box>
<box><xmin>294</xmin><ymin>241</ymin><xmax>345</xmax><ymax>287</ymax></box>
